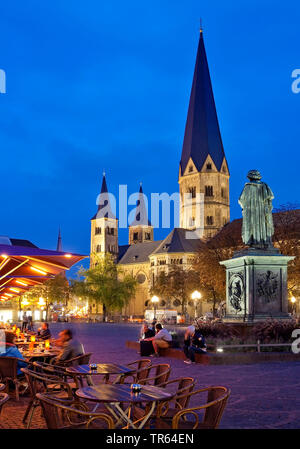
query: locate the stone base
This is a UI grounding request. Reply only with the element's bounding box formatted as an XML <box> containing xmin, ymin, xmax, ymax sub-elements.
<box><xmin>223</xmin><ymin>312</ymin><xmax>292</xmax><ymax>323</ymax></box>
<box><xmin>220</xmin><ymin>252</ymin><xmax>294</xmax><ymax>323</ymax></box>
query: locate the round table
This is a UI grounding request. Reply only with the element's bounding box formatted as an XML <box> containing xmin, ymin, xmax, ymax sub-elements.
<box><xmin>22</xmin><ymin>349</ymin><xmax>59</xmax><ymax>362</ymax></box>
<box><xmin>66</xmin><ymin>363</ymin><xmax>135</xmax><ymax>385</ymax></box>
<box><xmin>75</xmin><ymin>383</ymin><xmax>174</xmax><ymax>429</ymax></box>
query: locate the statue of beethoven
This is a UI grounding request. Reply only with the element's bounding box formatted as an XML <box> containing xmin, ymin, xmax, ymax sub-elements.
<box><xmin>238</xmin><ymin>170</ymin><xmax>274</xmax><ymax>249</ymax></box>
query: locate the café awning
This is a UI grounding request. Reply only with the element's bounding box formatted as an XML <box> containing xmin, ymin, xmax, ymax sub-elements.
<box><xmin>0</xmin><ymin>237</ymin><xmax>86</xmax><ymax>302</ymax></box>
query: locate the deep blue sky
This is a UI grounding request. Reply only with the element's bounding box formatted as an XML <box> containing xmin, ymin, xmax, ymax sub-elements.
<box><xmin>1</xmin><ymin>1</ymin><xmax>300</xmax><ymax>263</ymax></box>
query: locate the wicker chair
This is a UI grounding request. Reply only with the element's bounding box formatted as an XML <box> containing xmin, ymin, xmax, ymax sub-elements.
<box><xmin>170</xmin><ymin>386</ymin><xmax>231</xmax><ymax>429</ymax></box>
<box><xmin>137</xmin><ymin>363</ymin><xmax>171</xmax><ymax>387</ymax></box>
<box><xmin>133</xmin><ymin>376</ymin><xmax>195</xmax><ymax>427</ymax></box>
<box><xmin>0</xmin><ymin>392</ymin><xmax>9</xmax><ymax>416</ymax></box>
<box><xmin>21</xmin><ymin>367</ymin><xmax>74</xmax><ymax>428</ymax></box>
<box><xmin>33</xmin><ymin>361</ymin><xmax>83</xmax><ymax>389</ymax></box>
<box><xmin>115</xmin><ymin>359</ymin><xmax>151</xmax><ymax>384</ymax></box>
<box><xmin>0</xmin><ymin>356</ymin><xmax>29</xmax><ymax>401</ymax></box>
<box><xmin>56</xmin><ymin>352</ymin><xmax>92</xmax><ymax>367</ymax></box>
<box><xmin>36</xmin><ymin>393</ymin><xmax>115</xmax><ymax>429</ymax></box>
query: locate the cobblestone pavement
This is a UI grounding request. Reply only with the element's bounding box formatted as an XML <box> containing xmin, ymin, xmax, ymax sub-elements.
<box><xmin>1</xmin><ymin>323</ymin><xmax>300</xmax><ymax>429</ymax></box>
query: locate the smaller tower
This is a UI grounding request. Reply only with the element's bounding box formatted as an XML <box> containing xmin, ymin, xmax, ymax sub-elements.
<box><xmin>129</xmin><ymin>183</ymin><xmax>153</xmax><ymax>245</ymax></box>
<box><xmin>90</xmin><ymin>173</ymin><xmax>118</xmax><ymax>266</ymax></box>
<box><xmin>56</xmin><ymin>227</ymin><xmax>62</xmax><ymax>252</ymax></box>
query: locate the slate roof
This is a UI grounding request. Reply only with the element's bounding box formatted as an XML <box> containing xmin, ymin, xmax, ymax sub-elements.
<box><xmin>151</xmin><ymin>228</ymin><xmax>203</xmax><ymax>255</ymax></box>
<box><xmin>180</xmin><ymin>30</ymin><xmax>227</xmax><ymax>174</ymax></box>
<box><xmin>118</xmin><ymin>241</ymin><xmax>162</xmax><ymax>265</ymax></box>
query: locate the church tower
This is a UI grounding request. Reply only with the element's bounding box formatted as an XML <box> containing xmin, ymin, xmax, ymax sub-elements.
<box><xmin>90</xmin><ymin>173</ymin><xmax>118</xmax><ymax>266</ymax></box>
<box><xmin>129</xmin><ymin>183</ymin><xmax>153</xmax><ymax>245</ymax></box>
<box><xmin>179</xmin><ymin>28</ymin><xmax>230</xmax><ymax>239</ymax></box>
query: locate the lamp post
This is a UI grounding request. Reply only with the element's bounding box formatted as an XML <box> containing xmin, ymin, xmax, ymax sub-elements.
<box><xmin>191</xmin><ymin>290</ymin><xmax>201</xmax><ymax>319</ymax></box>
<box><xmin>291</xmin><ymin>296</ymin><xmax>297</xmax><ymax>315</ymax></box>
<box><xmin>151</xmin><ymin>295</ymin><xmax>159</xmax><ymax>320</ymax></box>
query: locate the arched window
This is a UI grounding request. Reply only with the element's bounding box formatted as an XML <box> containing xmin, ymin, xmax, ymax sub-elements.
<box><xmin>96</xmin><ymin>244</ymin><xmax>101</xmax><ymax>252</ymax></box>
<box><xmin>205</xmin><ymin>186</ymin><xmax>213</xmax><ymax>197</ymax></box>
<box><xmin>206</xmin><ymin>216</ymin><xmax>214</xmax><ymax>226</ymax></box>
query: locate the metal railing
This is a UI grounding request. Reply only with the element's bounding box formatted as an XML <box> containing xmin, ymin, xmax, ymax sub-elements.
<box><xmin>216</xmin><ymin>340</ymin><xmax>292</xmax><ymax>353</ymax></box>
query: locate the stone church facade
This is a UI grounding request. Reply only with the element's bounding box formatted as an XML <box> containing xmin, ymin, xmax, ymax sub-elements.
<box><xmin>90</xmin><ymin>29</ymin><xmax>230</xmax><ymax>319</ymax></box>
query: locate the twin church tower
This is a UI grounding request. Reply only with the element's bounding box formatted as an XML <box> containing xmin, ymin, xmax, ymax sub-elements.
<box><xmin>90</xmin><ymin>28</ymin><xmax>230</xmax><ymax>317</ymax></box>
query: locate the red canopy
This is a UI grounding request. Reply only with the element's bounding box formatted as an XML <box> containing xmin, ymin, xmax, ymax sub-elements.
<box><xmin>0</xmin><ymin>240</ymin><xmax>86</xmax><ymax>302</ymax></box>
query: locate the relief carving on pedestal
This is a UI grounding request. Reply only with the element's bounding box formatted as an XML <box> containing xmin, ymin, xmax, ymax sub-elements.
<box><xmin>228</xmin><ymin>272</ymin><xmax>245</xmax><ymax>314</ymax></box>
<box><xmin>256</xmin><ymin>270</ymin><xmax>279</xmax><ymax>304</ymax></box>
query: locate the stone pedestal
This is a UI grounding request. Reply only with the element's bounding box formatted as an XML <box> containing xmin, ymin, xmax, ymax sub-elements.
<box><xmin>220</xmin><ymin>250</ymin><xmax>294</xmax><ymax>322</ymax></box>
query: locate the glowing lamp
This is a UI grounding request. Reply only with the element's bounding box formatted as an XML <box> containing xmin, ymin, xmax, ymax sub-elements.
<box><xmin>30</xmin><ymin>335</ymin><xmax>36</xmax><ymax>343</ymax></box>
<box><xmin>45</xmin><ymin>340</ymin><xmax>50</xmax><ymax>350</ymax></box>
<box><xmin>16</xmin><ymin>328</ymin><xmax>20</xmax><ymax>337</ymax></box>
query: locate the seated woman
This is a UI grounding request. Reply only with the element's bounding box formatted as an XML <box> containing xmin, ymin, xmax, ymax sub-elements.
<box><xmin>184</xmin><ymin>327</ymin><xmax>207</xmax><ymax>364</ymax></box>
<box><xmin>0</xmin><ymin>332</ymin><xmax>27</xmax><ymax>375</ymax></box>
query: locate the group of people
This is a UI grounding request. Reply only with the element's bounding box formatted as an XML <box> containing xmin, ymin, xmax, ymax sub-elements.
<box><xmin>139</xmin><ymin>319</ymin><xmax>207</xmax><ymax>364</ymax></box>
<box><xmin>140</xmin><ymin>320</ymin><xmax>172</xmax><ymax>357</ymax></box>
<box><xmin>0</xmin><ymin>323</ymin><xmax>85</xmax><ymax>375</ymax></box>
<box><xmin>21</xmin><ymin>312</ymin><xmax>34</xmax><ymax>332</ymax></box>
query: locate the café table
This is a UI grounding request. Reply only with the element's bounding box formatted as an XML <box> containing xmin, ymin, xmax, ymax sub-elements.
<box><xmin>75</xmin><ymin>383</ymin><xmax>174</xmax><ymax>429</ymax></box>
<box><xmin>66</xmin><ymin>363</ymin><xmax>135</xmax><ymax>385</ymax></box>
<box><xmin>21</xmin><ymin>348</ymin><xmax>60</xmax><ymax>362</ymax></box>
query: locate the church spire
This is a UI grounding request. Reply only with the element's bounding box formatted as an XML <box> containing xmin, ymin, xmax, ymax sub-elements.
<box><xmin>130</xmin><ymin>183</ymin><xmax>151</xmax><ymax>227</ymax></box>
<box><xmin>56</xmin><ymin>227</ymin><xmax>62</xmax><ymax>252</ymax></box>
<box><xmin>128</xmin><ymin>183</ymin><xmax>153</xmax><ymax>244</ymax></box>
<box><xmin>180</xmin><ymin>29</ymin><xmax>227</xmax><ymax>175</ymax></box>
<box><xmin>92</xmin><ymin>172</ymin><xmax>115</xmax><ymax>219</ymax></box>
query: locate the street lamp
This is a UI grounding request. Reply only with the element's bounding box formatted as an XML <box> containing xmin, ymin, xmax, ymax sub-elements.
<box><xmin>151</xmin><ymin>295</ymin><xmax>159</xmax><ymax>320</ymax></box>
<box><xmin>291</xmin><ymin>296</ymin><xmax>297</xmax><ymax>315</ymax></box>
<box><xmin>191</xmin><ymin>290</ymin><xmax>202</xmax><ymax>319</ymax></box>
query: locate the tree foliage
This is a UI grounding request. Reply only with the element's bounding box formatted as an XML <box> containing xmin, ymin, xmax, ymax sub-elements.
<box><xmin>71</xmin><ymin>254</ymin><xmax>137</xmax><ymax>318</ymax></box>
<box><xmin>150</xmin><ymin>266</ymin><xmax>199</xmax><ymax>315</ymax></box>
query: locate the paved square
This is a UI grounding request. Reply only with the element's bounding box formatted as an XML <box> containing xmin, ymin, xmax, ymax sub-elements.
<box><xmin>1</xmin><ymin>323</ymin><xmax>299</xmax><ymax>429</ymax></box>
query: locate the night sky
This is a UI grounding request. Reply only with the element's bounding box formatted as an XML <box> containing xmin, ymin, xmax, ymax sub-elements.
<box><xmin>1</xmin><ymin>1</ymin><xmax>300</xmax><ymax>268</ymax></box>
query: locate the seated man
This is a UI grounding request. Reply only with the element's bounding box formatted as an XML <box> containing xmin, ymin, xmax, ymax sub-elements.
<box><xmin>37</xmin><ymin>322</ymin><xmax>51</xmax><ymax>340</ymax></box>
<box><xmin>0</xmin><ymin>332</ymin><xmax>27</xmax><ymax>375</ymax></box>
<box><xmin>184</xmin><ymin>327</ymin><xmax>207</xmax><ymax>364</ymax></box>
<box><xmin>52</xmin><ymin>329</ymin><xmax>84</xmax><ymax>365</ymax></box>
<box><xmin>141</xmin><ymin>323</ymin><xmax>155</xmax><ymax>340</ymax></box>
<box><xmin>144</xmin><ymin>323</ymin><xmax>172</xmax><ymax>357</ymax></box>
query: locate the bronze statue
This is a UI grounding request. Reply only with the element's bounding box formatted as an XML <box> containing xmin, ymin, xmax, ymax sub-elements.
<box><xmin>238</xmin><ymin>170</ymin><xmax>274</xmax><ymax>249</ymax></box>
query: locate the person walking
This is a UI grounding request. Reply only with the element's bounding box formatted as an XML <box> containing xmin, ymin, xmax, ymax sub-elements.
<box><xmin>21</xmin><ymin>312</ymin><xmax>28</xmax><ymax>332</ymax></box>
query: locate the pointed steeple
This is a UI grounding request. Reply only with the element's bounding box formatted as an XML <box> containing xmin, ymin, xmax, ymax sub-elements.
<box><xmin>92</xmin><ymin>172</ymin><xmax>115</xmax><ymax>219</ymax></box>
<box><xmin>130</xmin><ymin>183</ymin><xmax>151</xmax><ymax>227</ymax></box>
<box><xmin>56</xmin><ymin>228</ymin><xmax>62</xmax><ymax>252</ymax></box>
<box><xmin>180</xmin><ymin>29</ymin><xmax>227</xmax><ymax>175</ymax></box>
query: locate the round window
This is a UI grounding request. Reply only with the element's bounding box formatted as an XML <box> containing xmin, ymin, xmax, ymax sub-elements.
<box><xmin>173</xmin><ymin>299</ymin><xmax>181</xmax><ymax>307</ymax></box>
<box><xmin>137</xmin><ymin>273</ymin><xmax>146</xmax><ymax>284</ymax></box>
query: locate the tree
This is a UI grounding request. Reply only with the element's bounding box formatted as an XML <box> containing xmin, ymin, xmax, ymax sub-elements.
<box><xmin>150</xmin><ymin>266</ymin><xmax>199</xmax><ymax>315</ymax></box>
<box><xmin>272</xmin><ymin>204</ymin><xmax>300</xmax><ymax>298</ymax></box>
<box><xmin>23</xmin><ymin>273</ymin><xmax>70</xmax><ymax>320</ymax></box>
<box><xmin>71</xmin><ymin>254</ymin><xmax>137</xmax><ymax>321</ymax></box>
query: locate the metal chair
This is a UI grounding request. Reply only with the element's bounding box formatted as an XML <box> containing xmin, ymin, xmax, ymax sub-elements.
<box><xmin>36</xmin><ymin>393</ymin><xmax>115</xmax><ymax>429</ymax></box>
<box><xmin>171</xmin><ymin>386</ymin><xmax>231</xmax><ymax>429</ymax></box>
<box><xmin>57</xmin><ymin>352</ymin><xmax>92</xmax><ymax>367</ymax></box>
<box><xmin>21</xmin><ymin>367</ymin><xmax>74</xmax><ymax>428</ymax></box>
<box><xmin>116</xmin><ymin>359</ymin><xmax>151</xmax><ymax>384</ymax></box>
<box><xmin>137</xmin><ymin>363</ymin><xmax>171</xmax><ymax>386</ymax></box>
